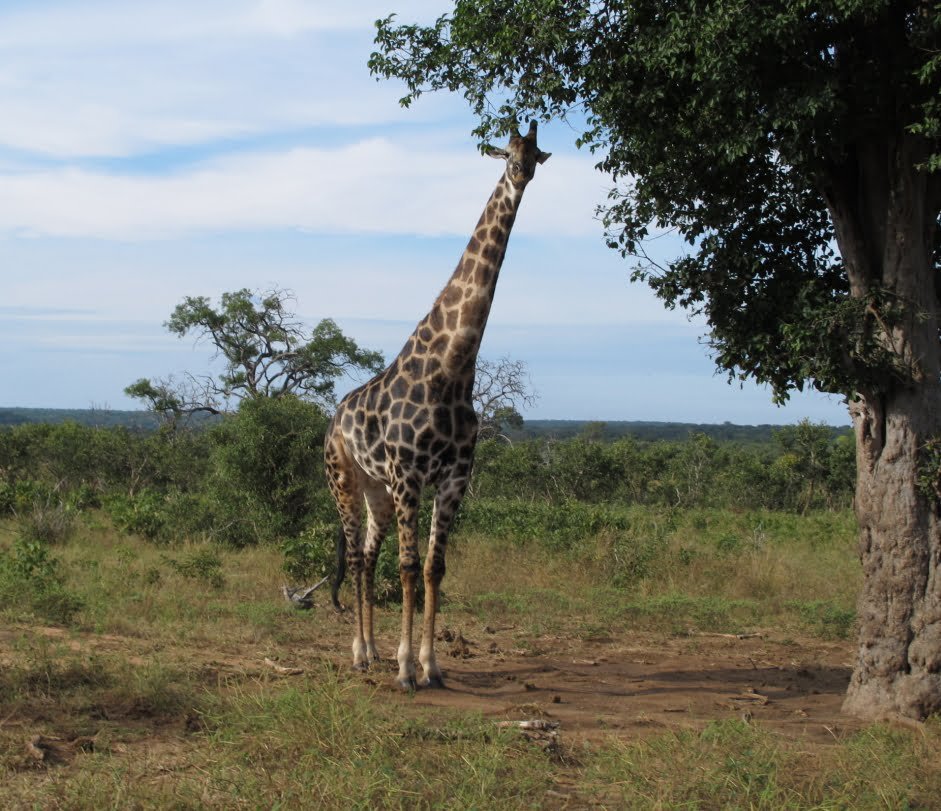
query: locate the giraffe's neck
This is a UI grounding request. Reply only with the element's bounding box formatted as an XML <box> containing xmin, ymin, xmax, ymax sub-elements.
<box><xmin>407</xmin><ymin>171</ymin><xmax>526</xmax><ymax>380</ymax></box>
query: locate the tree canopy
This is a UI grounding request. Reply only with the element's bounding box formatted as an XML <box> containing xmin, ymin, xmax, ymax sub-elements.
<box><xmin>371</xmin><ymin>0</ymin><xmax>940</xmax><ymax>401</ymax></box>
<box><xmin>126</xmin><ymin>288</ymin><xmax>385</xmax><ymax>418</ymax></box>
<box><xmin>472</xmin><ymin>356</ymin><xmax>538</xmax><ymax>441</ymax></box>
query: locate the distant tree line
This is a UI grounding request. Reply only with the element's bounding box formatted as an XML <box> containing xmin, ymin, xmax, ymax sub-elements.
<box><xmin>472</xmin><ymin>421</ymin><xmax>855</xmax><ymax>513</ymax></box>
<box><xmin>0</xmin><ymin>287</ymin><xmax>856</xmax><ymax>550</ymax></box>
<box><xmin>0</xmin><ymin>407</ymin><xmax>850</xmax><ymax>447</ymax></box>
<box><xmin>0</xmin><ymin>411</ymin><xmax>855</xmax><ymax>547</ymax></box>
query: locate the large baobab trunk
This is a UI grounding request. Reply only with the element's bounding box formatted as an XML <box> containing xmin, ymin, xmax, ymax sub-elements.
<box><xmin>844</xmin><ymin>389</ymin><xmax>941</xmax><ymax>719</ymax></box>
<box><xmin>827</xmin><ymin>135</ymin><xmax>941</xmax><ymax>720</ymax></box>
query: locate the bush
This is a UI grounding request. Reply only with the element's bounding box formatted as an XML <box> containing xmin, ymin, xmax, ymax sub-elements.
<box><xmin>19</xmin><ymin>499</ymin><xmax>77</xmax><ymax>545</ymax></box>
<box><xmin>162</xmin><ymin>548</ymin><xmax>225</xmax><ymax>589</ymax></box>
<box><xmin>204</xmin><ymin>396</ymin><xmax>331</xmax><ymax>545</ymax></box>
<box><xmin>104</xmin><ymin>489</ymin><xmax>170</xmax><ymax>541</ymax></box>
<box><xmin>789</xmin><ymin>599</ymin><xmax>856</xmax><ymax>639</ymax></box>
<box><xmin>282</xmin><ymin>523</ymin><xmax>336</xmax><ymax>581</ymax></box>
<box><xmin>0</xmin><ymin>536</ymin><xmax>84</xmax><ymax>624</ymax></box>
<box><xmin>457</xmin><ymin>498</ymin><xmax>634</xmax><ymax>551</ymax></box>
<box><xmin>284</xmin><ymin>523</ymin><xmax>406</xmax><ymax>605</ymax></box>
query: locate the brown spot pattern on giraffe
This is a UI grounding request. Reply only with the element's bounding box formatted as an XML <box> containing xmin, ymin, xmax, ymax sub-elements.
<box><xmin>323</xmin><ymin>124</ymin><xmax>549</xmax><ymax>687</ymax></box>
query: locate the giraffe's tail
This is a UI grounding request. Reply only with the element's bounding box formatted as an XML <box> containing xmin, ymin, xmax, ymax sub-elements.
<box><xmin>331</xmin><ymin>526</ymin><xmax>346</xmax><ymax>612</ymax></box>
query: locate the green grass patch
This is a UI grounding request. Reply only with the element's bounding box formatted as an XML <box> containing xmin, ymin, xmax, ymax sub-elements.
<box><xmin>622</xmin><ymin>592</ymin><xmax>762</xmax><ymax>634</ymax></box>
<box><xmin>583</xmin><ymin>718</ymin><xmax>941</xmax><ymax>809</ymax></box>
<box><xmin>193</xmin><ymin>669</ymin><xmax>553</xmax><ymax>809</ymax></box>
<box><xmin>788</xmin><ymin>599</ymin><xmax>857</xmax><ymax>639</ymax></box>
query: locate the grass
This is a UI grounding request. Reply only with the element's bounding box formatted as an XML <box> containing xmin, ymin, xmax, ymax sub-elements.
<box><xmin>448</xmin><ymin>505</ymin><xmax>859</xmax><ymax>639</ymax></box>
<box><xmin>3</xmin><ymin>504</ymin><xmax>931</xmax><ymax>810</ymax></box>
<box><xmin>194</xmin><ymin>669</ymin><xmax>554</xmax><ymax>809</ymax></box>
<box><xmin>582</xmin><ymin>718</ymin><xmax>941</xmax><ymax>809</ymax></box>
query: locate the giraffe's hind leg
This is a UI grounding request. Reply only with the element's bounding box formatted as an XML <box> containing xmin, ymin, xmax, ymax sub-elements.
<box><xmin>325</xmin><ymin>436</ymin><xmax>368</xmax><ymax>670</ymax></box>
<box><xmin>362</xmin><ymin>482</ymin><xmax>394</xmax><ymax>662</ymax></box>
<box><xmin>392</xmin><ymin>478</ymin><xmax>422</xmax><ymax>691</ymax></box>
<box><xmin>419</xmin><ymin>473</ymin><xmax>469</xmax><ymax>688</ymax></box>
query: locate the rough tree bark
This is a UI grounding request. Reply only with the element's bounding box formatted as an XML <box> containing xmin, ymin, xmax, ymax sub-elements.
<box><xmin>826</xmin><ymin>134</ymin><xmax>941</xmax><ymax>720</ymax></box>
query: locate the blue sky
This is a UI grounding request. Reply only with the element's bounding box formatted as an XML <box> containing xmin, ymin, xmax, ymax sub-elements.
<box><xmin>0</xmin><ymin>0</ymin><xmax>849</xmax><ymax>425</ymax></box>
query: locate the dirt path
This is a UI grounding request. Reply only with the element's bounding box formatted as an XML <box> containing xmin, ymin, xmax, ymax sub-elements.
<box><xmin>280</xmin><ymin>609</ymin><xmax>863</xmax><ymax>746</ymax></box>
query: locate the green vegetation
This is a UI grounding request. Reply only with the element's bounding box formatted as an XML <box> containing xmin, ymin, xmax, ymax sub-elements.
<box><xmin>0</xmin><ymin>412</ymin><xmax>855</xmax><ymax>551</ymax></box>
<box><xmin>584</xmin><ymin>719</ymin><xmax>941</xmax><ymax>809</ymax></box>
<box><xmin>125</xmin><ymin>288</ymin><xmax>384</xmax><ymax>420</ymax></box>
<box><xmin>0</xmin><ymin>505</ymin><xmax>935</xmax><ymax>808</ymax></box>
<box><xmin>0</xmin><ymin>366</ymin><xmax>900</xmax><ymax>808</ymax></box>
<box><xmin>0</xmin><ymin>406</ymin><xmax>852</xmax><ymax>444</ymax></box>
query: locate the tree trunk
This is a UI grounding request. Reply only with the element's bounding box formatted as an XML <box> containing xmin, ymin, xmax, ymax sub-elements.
<box><xmin>829</xmin><ymin>134</ymin><xmax>941</xmax><ymax>721</ymax></box>
<box><xmin>844</xmin><ymin>388</ymin><xmax>941</xmax><ymax>720</ymax></box>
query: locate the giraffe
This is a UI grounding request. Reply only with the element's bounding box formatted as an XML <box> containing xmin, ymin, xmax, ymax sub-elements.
<box><xmin>323</xmin><ymin>121</ymin><xmax>550</xmax><ymax>690</ymax></box>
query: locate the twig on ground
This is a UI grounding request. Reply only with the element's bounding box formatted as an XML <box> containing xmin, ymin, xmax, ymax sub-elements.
<box><xmin>263</xmin><ymin>657</ymin><xmax>304</xmax><ymax>676</ymax></box>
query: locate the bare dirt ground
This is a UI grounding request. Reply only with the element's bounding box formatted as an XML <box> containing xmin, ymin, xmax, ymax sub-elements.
<box><xmin>2</xmin><ymin>605</ymin><xmax>861</xmax><ymax>751</ymax></box>
<box><xmin>322</xmin><ymin>614</ymin><xmax>862</xmax><ymax>746</ymax></box>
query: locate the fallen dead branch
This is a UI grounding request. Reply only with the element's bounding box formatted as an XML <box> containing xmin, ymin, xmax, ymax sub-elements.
<box><xmin>26</xmin><ymin>734</ymin><xmax>97</xmax><ymax>765</ymax></box>
<box><xmin>692</xmin><ymin>631</ymin><xmax>763</xmax><ymax>640</ymax></box>
<box><xmin>281</xmin><ymin>577</ymin><xmax>329</xmax><ymax>609</ymax></box>
<box><xmin>263</xmin><ymin>657</ymin><xmax>304</xmax><ymax>676</ymax></box>
<box><xmin>731</xmin><ymin>689</ymin><xmax>770</xmax><ymax>705</ymax></box>
<box><xmin>497</xmin><ymin>719</ymin><xmax>565</xmax><ymax>762</ymax></box>
<box><xmin>497</xmin><ymin>719</ymin><xmax>560</xmax><ymax>731</ymax></box>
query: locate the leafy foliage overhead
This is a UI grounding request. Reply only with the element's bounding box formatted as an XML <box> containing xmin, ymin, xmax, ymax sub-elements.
<box><xmin>371</xmin><ymin>0</ymin><xmax>941</xmax><ymax>401</ymax></box>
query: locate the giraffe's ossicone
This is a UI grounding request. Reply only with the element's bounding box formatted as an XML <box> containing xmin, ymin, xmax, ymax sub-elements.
<box><xmin>324</xmin><ymin>122</ymin><xmax>550</xmax><ymax>690</ymax></box>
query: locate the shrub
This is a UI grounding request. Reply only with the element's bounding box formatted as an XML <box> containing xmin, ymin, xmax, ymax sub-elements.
<box><xmin>457</xmin><ymin>498</ymin><xmax>633</xmax><ymax>550</ymax></box>
<box><xmin>284</xmin><ymin>523</ymin><xmax>406</xmax><ymax>605</ymax></box>
<box><xmin>162</xmin><ymin>548</ymin><xmax>225</xmax><ymax>589</ymax></box>
<box><xmin>0</xmin><ymin>536</ymin><xmax>84</xmax><ymax>624</ymax></box>
<box><xmin>204</xmin><ymin>396</ymin><xmax>331</xmax><ymax>545</ymax></box>
<box><xmin>789</xmin><ymin>599</ymin><xmax>856</xmax><ymax>639</ymax></box>
<box><xmin>282</xmin><ymin>523</ymin><xmax>336</xmax><ymax>581</ymax></box>
<box><xmin>104</xmin><ymin>488</ymin><xmax>169</xmax><ymax>541</ymax></box>
<box><xmin>19</xmin><ymin>498</ymin><xmax>77</xmax><ymax>545</ymax></box>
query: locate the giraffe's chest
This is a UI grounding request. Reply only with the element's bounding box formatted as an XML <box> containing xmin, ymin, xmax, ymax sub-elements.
<box><xmin>344</xmin><ymin>401</ymin><xmax>478</xmax><ymax>487</ymax></box>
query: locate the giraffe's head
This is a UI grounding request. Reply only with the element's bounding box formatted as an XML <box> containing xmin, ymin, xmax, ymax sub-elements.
<box><xmin>486</xmin><ymin>120</ymin><xmax>551</xmax><ymax>187</ymax></box>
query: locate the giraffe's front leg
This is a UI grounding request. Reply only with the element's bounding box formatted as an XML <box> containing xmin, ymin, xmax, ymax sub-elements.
<box><xmin>419</xmin><ymin>478</ymin><xmax>467</xmax><ymax>688</ymax></box>
<box><xmin>394</xmin><ymin>490</ymin><xmax>421</xmax><ymax>691</ymax></box>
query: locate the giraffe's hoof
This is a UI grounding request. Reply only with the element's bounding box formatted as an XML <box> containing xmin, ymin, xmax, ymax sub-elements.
<box><xmin>421</xmin><ymin>674</ymin><xmax>446</xmax><ymax>690</ymax></box>
<box><xmin>396</xmin><ymin>675</ymin><xmax>418</xmax><ymax>692</ymax></box>
<box><xmin>352</xmin><ymin>662</ymin><xmax>369</xmax><ymax>673</ymax></box>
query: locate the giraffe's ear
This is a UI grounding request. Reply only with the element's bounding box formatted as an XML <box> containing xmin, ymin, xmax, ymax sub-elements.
<box><xmin>536</xmin><ymin>150</ymin><xmax>551</xmax><ymax>164</ymax></box>
<box><xmin>485</xmin><ymin>146</ymin><xmax>509</xmax><ymax>160</ymax></box>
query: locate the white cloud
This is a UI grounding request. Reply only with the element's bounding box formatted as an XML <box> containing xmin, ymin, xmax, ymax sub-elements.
<box><xmin>0</xmin><ymin>1</ymin><xmax>444</xmax><ymax>48</ymax></box>
<box><xmin>0</xmin><ymin>1</ymin><xmax>452</xmax><ymax>157</ymax></box>
<box><xmin>0</xmin><ymin>138</ymin><xmax>608</xmax><ymax>239</ymax></box>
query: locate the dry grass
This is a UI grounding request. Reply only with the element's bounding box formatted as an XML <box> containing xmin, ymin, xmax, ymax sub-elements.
<box><xmin>2</xmin><ymin>508</ymin><xmax>934</xmax><ymax>810</ymax></box>
<box><xmin>447</xmin><ymin>507</ymin><xmax>858</xmax><ymax>640</ymax></box>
